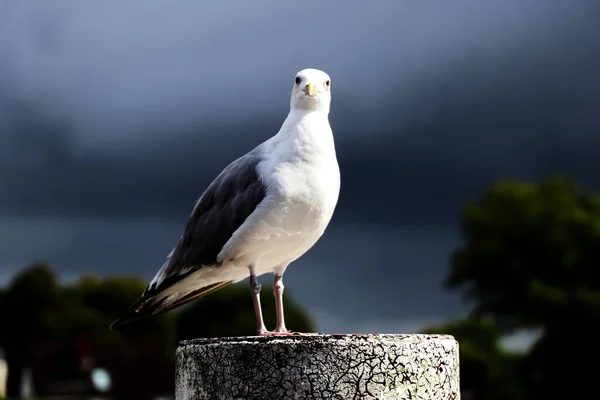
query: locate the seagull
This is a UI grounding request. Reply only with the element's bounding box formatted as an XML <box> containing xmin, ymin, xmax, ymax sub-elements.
<box><xmin>110</xmin><ymin>68</ymin><xmax>340</xmax><ymax>336</ymax></box>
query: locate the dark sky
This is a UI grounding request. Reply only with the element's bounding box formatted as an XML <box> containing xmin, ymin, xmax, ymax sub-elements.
<box><xmin>1</xmin><ymin>1</ymin><xmax>599</xmax><ymax>340</ymax></box>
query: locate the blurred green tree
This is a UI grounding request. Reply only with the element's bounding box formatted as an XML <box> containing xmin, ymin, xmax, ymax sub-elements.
<box><xmin>0</xmin><ymin>263</ymin><xmax>315</xmax><ymax>397</ymax></box>
<box><xmin>425</xmin><ymin>176</ymin><xmax>600</xmax><ymax>398</ymax></box>
<box><xmin>66</xmin><ymin>274</ymin><xmax>176</xmax><ymax>343</ymax></box>
<box><xmin>0</xmin><ymin>265</ymin><xmax>176</xmax><ymax>397</ymax></box>
<box><xmin>0</xmin><ymin>261</ymin><xmax>61</xmax><ymax>395</ymax></box>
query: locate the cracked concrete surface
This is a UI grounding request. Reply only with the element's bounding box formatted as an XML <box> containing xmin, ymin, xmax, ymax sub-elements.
<box><xmin>175</xmin><ymin>334</ymin><xmax>459</xmax><ymax>400</ymax></box>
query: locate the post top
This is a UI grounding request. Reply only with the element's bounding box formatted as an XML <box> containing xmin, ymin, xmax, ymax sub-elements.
<box><xmin>176</xmin><ymin>333</ymin><xmax>460</xmax><ymax>399</ymax></box>
<box><xmin>179</xmin><ymin>333</ymin><xmax>456</xmax><ymax>347</ymax></box>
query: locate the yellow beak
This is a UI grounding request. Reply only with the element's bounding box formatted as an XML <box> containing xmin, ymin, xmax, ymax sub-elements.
<box><xmin>305</xmin><ymin>83</ymin><xmax>318</xmax><ymax>97</ymax></box>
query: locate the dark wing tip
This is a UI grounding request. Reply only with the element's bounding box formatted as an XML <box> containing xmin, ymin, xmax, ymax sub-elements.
<box><xmin>109</xmin><ymin>316</ymin><xmax>126</xmax><ymax>331</ymax></box>
<box><xmin>109</xmin><ymin>308</ymin><xmax>145</xmax><ymax>331</ymax></box>
<box><xmin>109</xmin><ymin>295</ymin><xmax>149</xmax><ymax>331</ymax></box>
<box><xmin>110</xmin><ymin>280</ymin><xmax>233</xmax><ymax>331</ymax></box>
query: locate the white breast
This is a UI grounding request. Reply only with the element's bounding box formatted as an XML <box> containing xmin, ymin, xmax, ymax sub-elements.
<box><xmin>219</xmin><ymin>111</ymin><xmax>340</xmax><ymax>274</ymax></box>
<box><xmin>262</xmin><ymin>112</ymin><xmax>340</xmax><ymax>230</ymax></box>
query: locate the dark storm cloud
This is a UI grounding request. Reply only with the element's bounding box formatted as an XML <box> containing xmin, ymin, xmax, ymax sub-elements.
<box><xmin>2</xmin><ymin>17</ymin><xmax>599</xmax><ymax>227</ymax></box>
<box><xmin>2</xmin><ymin>0</ymin><xmax>596</xmax><ymax>147</ymax></box>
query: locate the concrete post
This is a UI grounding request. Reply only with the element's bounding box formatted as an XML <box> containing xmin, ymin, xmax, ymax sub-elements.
<box><xmin>176</xmin><ymin>334</ymin><xmax>459</xmax><ymax>400</ymax></box>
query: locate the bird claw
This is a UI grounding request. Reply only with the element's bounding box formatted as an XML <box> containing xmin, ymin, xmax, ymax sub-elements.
<box><xmin>256</xmin><ymin>329</ymin><xmax>296</xmax><ymax>337</ymax></box>
<box><xmin>256</xmin><ymin>330</ymin><xmax>278</xmax><ymax>337</ymax></box>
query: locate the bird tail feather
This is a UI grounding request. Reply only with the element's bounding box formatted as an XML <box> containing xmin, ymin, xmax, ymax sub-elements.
<box><xmin>110</xmin><ymin>280</ymin><xmax>232</xmax><ymax>331</ymax></box>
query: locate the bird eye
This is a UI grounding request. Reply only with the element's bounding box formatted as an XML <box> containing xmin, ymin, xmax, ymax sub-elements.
<box><xmin>295</xmin><ymin>76</ymin><xmax>302</xmax><ymax>85</ymax></box>
<box><xmin>325</xmin><ymin>80</ymin><xmax>330</xmax><ymax>87</ymax></box>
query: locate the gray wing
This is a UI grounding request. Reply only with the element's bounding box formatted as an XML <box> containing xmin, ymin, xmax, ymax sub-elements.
<box><xmin>147</xmin><ymin>148</ymin><xmax>267</xmax><ymax>294</ymax></box>
<box><xmin>110</xmin><ymin>147</ymin><xmax>268</xmax><ymax>330</ymax></box>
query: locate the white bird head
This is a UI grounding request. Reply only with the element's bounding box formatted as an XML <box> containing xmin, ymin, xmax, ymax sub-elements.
<box><xmin>290</xmin><ymin>68</ymin><xmax>331</xmax><ymax>114</ymax></box>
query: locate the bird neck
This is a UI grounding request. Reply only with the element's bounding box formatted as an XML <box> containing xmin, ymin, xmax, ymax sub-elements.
<box><xmin>280</xmin><ymin>109</ymin><xmax>330</xmax><ymax>135</ymax></box>
<box><xmin>273</xmin><ymin>109</ymin><xmax>335</xmax><ymax>162</ymax></box>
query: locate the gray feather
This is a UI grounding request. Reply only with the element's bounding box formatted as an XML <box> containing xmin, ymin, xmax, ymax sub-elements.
<box><xmin>146</xmin><ymin>147</ymin><xmax>267</xmax><ymax>295</ymax></box>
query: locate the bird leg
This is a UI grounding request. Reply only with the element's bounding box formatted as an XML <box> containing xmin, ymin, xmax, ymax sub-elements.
<box><xmin>249</xmin><ymin>273</ymin><xmax>269</xmax><ymax>335</ymax></box>
<box><xmin>273</xmin><ymin>274</ymin><xmax>289</xmax><ymax>333</ymax></box>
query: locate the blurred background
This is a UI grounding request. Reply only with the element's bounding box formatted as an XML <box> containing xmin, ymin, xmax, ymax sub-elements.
<box><xmin>1</xmin><ymin>0</ymin><xmax>599</xmax><ymax>399</ymax></box>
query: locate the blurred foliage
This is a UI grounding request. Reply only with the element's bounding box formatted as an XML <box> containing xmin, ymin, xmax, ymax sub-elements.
<box><xmin>425</xmin><ymin>176</ymin><xmax>600</xmax><ymax>399</ymax></box>
<box><xmin>0</xmin><ymin>264</ymin><xmax>175</xmax><ymax>346</ymax></box>
<box><xmin>0</xmin><ymin>262</ymin><xmax>313</xmax><ymax>398</ymax></box>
